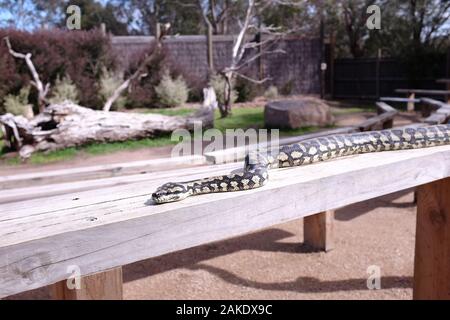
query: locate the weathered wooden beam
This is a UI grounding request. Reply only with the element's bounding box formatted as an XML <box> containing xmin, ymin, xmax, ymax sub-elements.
<box><xmin>204</xmin><ymin>127</ymin><xmax>359</xmax><ymax>164</ymax></box>
<box><xmin>2</xmin><ymin>145</ymin><xmax>450</xmax><ymax>298</ymax></box>
<box><xmin>303</xmin><ymin>211</ymin><xmax>334</xmax><ymax>252</ymax></box>
<box><xmin>421</xmin><ymin>97</ymin><xmax>450</xmax><ymax>109</ymax></box>
<box><xmin>379</xmin><ymin>97</ymin><xmax>420</xmax><ymax>103</ymax></box>
<box><xmin>358</xmin><ymin>111</ymin><xmax>397</xmax><ymax>131</ymax></box>
<box><xmin>0</xmin><ymin>162</ymin><xmax>235</xmax><ymax>204</ymax></box>
<box><xmin>51</xmin><ymin>267</ymin><xmax>123</xmax><ymax>300</ymax></box>
<box><xmin>396</xmin><ymin>89</ymin><xmax>450</xmax><ymax>95</ymax></box>
<box><xmin>376</xmin><ymin>101</ymin><xmax>397</xmax><ymax>114</ymax></box>
<box><xmin>424</xmin><ymin>113</ymin><xmax>447</xmax><ymax>125</ymax></box>
<box><xmin>413</xmin><ymin>178</ymin><xmax>450</xmax><ymax>300</ymax></box>
<box><xmin>0</xmin><ymin>155</ymin><xmax>205</xmax><ymax>190</ymax></box>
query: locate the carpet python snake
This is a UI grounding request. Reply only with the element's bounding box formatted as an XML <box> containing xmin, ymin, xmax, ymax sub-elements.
<box><xmin>152</xmin><ymin>124</ymin><xmax>450</xmax><ymax>204</ymax></box>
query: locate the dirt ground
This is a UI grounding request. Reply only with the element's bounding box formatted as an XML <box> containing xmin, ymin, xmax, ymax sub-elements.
<box><xmin>8</xmin><ymin>190</ymin><xmax>416</xmax><ymax>300</ymax></box>
<box><xmin>4</xmin><ymin>110</ymin><xmax>420</xmax><ymax>300</ymax></box>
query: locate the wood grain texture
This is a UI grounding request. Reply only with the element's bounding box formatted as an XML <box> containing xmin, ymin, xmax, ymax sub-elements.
<box><xmin>304</xmin><ymin>211</ymin><xmax>334</xmax><ymax>252</ymax></box>
<box><xmin>0</xmin><ymin>155</ymin><xmax>205</xmax><ymax>190</ymax></box>
<box><xmin>51</xmin><ymin>267</ymin><xmax>123</xmax><ymax>300</ymax></box>
<box><xmin>2</xmin><ymin>145</ymin><xmax>450</xmax><ymax>298</ymax></box>
<box><xmin>413</xmin><ymin>178</ymin><xmax>450</xmax><ymax>300</ymax></box>
<box><xmin>0</xmin><ymin>157</ymin><xmax>209</xmax><ymax>204</ymax></box>
<box><xmin>204</xmin><ymin>127</ymin><xmax>358</xmax><ymax>164</ymax></box>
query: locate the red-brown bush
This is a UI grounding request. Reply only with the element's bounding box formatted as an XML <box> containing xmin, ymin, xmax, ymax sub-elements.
<box><xmin>0</xmin><ymin>28</ymin><xmax>116</xmax><ymax>111</ymax></box>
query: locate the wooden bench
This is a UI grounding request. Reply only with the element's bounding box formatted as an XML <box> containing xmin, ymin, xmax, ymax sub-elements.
<box><xmin>380</xmin><ymin>97</ymin><xmax>421</xmax><ymax>112</ymax></box>
<box><xmin>1</xmin><ymin>144</ymin><xmax>450</xmax><ymax>300</ymax></box>
<box><xmin>395</xmin><ymin>89</ymin><xmax>450</xmax><ymax>111</ymax></box>
<box><xmin>420</xmin><ymin>98</ymin><xmax>450</xmax><ymax>125</ymax></box>
<box><xmin>357</xmin><ymin>102</ymin><xmax>397</xmax><ymax>131</ymax></box>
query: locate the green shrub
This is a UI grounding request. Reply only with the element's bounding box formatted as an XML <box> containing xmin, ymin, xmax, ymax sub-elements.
<box><xmin>264</xmin><ymin>85</ymin><xmax>279</xmax><ymax>99</ymax></box>
<box><xmin>49</xmin><ymin>75</ymin><xmax>80</xmax><ymax>104</ymax></box>
<box><xmin>99</xmin><ymin>68</ymin><xmax>127</xmax><ymax>110</ymax></box>
<box><xmin>3</xmin><ymin>86</ymin><xmax>30</xmax><ymax>116</ymax></box>
<box><xmin>208</xmin><ymin>74</ymin><xmax>237</xmax><ymax>106</ymax></box>
<box><xmin>155</xmin><ymin>70</ymin><xmax>189</xmax><ymax>108</ymax></box>
<box><xmin>235</xmin><ymin>78</ymin><xmax>262</xmax><ymax>103</ymax></box>
<box><xmin>280</xmin><ymin>79</ymin><xmax>294</xmax><ymax>95</ymax></box>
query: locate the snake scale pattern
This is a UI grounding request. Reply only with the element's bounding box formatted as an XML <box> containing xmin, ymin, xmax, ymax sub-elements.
<box><xmin>152</xmin><ymin>124</ymin><xmax>450</xmax><ymax>203</ymax></box>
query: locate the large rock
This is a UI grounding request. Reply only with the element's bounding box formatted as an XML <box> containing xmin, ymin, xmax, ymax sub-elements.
<box><xmin>264</xmin><ymin>98</ymin><xmax>335</xmax><ymax>129</ymax></box>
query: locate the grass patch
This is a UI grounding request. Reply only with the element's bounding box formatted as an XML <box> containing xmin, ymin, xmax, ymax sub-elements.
<box><xmin>214</xmin><ymin>107</ymin><xmax>264</xmax><ymax>131</ymax></box>
<box><xmin>83</xmin><ymin>135</ymin><xmax>176</xmax><ymax>155</ymax></box>
<box><xmin>145</xmin><ymin>108</ymin><xmax>196</xmax><ymax>117</ymax></box>
<box><xmin>214</xmin><ymin>107</ymin><xmax>331</xmax><ymax>137</ymax></box>
<box><xmin>27</xmin><ymin>147</ymin><xmax>79</xmax><ymax>164</ymax></box>
<box><xmin>0</xmin><ymin>135</ymin><xmax>177</xmax><ymax>165</ymax></box>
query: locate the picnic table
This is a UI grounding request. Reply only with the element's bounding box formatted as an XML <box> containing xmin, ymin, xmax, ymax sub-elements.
<box><xmin>1</xmin><ymin>144</ymin><xmax>450</xmax><ymax>300</ymax></box>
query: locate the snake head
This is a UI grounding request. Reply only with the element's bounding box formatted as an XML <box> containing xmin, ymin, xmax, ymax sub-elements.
<box><xmin>151</xmin><ymin>182</ymin><xmax>190</xmax><ymax>204</ymax></box>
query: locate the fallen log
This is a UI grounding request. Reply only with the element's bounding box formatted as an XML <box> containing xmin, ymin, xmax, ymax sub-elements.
<box><xmin>0</xmin><ymin>101</ymin><xmax>214</xmax><ymax>159</ymax></box>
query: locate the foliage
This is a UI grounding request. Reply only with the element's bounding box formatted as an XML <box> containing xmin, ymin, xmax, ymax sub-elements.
<box><xmin>49</xmin><ymin>75</ymin><xmax>80</xmax><ymax>104</ymax></box>
<box><xmin>280</xmin><ymin>79</ymin><xmax>294</xmax><ymax>95</ymax></box>
<box><xmin>208</xmin><ymin>74</ymin><xmax>237</xmax><ymax>106</ymax></box>
<box><xmin>3</xmin><ymin>85</ymin><xmax>30</xmax><ymax>115</ymax></box>
<box><xmin>117</xmin><ymin>0</ymin><xmax>203</xmax><ymax>35</ymax></box>
<box><xmin>145</xmin><ymin>108</ymin><xmax>195</xmax><ymax>116</ymax></box>
<box><xmin>99</xmin><ymin>67</ymin><xmax>127</xmax><ymax>110</ymax></box>
<box><xmin>264</xmin><ymin>86</ymin><xmax>279</xmax><ymax>99</ymax></box>
<box><xmin>155</xmin><ymin>70</ymin><xmax>189</xmax><ymax>107</ymax></box>
<box><xmin>0</xmin><ymin>28</ymin><xmax>116</xmax><ymax>109</ymax></box>
<box><xmin>125</xmin><ymin>45</ymin><xmax>171</xmax><ymax>108</ymax></box>
<box><xmin>235</xmin><ymin>77</ymin><xmax>262</xmax><ymax>103</ymax></box>
<box><xmin>56</xmin><ymin>0</ymin><xmax>129</xmax><ymax>35</ymax></box>
<box><xmin>0</xmin><ymin>0</ymin><xmax>128</xmax><ymax>35</ymax></box>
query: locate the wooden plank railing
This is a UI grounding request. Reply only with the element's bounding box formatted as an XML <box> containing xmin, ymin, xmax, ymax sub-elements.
<box><xmin>421</xmin><ymin>98</ymin><xmax>450</xmax><ymax>125</ymax></box>
<box><xmin>1</xmin><ymin>144</ymin><xmax>450</xmax><ymax>299</ymax></box>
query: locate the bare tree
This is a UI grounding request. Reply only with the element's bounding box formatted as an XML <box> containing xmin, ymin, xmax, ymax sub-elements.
<box><xmin>3</xmin><ymin>36</ymin><xmax>50</xmax><ymax>113</ymax></box>
<box><xmin>216</xmin><ymin>0</ymin><xmax>287</xmax><ymax>117</ymax></box>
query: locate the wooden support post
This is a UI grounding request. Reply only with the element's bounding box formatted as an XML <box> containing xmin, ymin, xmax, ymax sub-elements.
<box><xmin>51</xmin><ymin>267</ymin><xmax>123</xmax><ymax>300</ymax></box>
<box><xmin>407</xmin><ymin>93</ymin><xmax>416</xmax><ymax>112</ymax></box>
<box><xmin>446</xmin><ymin>83</ymin><xmax>450</xmax><ymax>104</ymax></box>
<box><xmin>303</xmin><ymin>211</ymin><xmax>334</xmax><ymax>252</ymax></box>
<box><xmin>413</xmin><ymin>178</ymin><xmax>450</xmax><ymax>300</ymax></box>
<box><xmin>383</xmin><ymin>118</ymin><xmax>394</xmax><ymax>129</ymax></box>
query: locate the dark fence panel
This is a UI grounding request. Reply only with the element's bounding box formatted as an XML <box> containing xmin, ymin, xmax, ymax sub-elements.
<box><xmin>332</xmin><ymin>55</ymin><xmax>448</xmax><ymax>100</ymax></box>
<box><xmin>111</xmin><ymin>35</ymin><xmax>322</xmax><ymax>95</ymax></box>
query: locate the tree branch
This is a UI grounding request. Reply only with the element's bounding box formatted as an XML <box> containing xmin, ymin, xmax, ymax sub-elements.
<box><xmin>235</xmin><ymin>72</ymin><xmax>271</xmax><ymax>84</ymax></box>
<box><xmin>4</xmin><ymin>36</ymin><xmax>50</xmax><ymax>113</ymax></box>
<box><xmin>103</xmin><ymin>24</ymin><xmax>170</xmax><ymax>112</ymax></box>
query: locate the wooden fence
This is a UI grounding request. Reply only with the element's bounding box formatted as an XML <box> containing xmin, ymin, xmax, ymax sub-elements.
<box><xmin>329</xmin><ymin>54</ymin><xmax>449</xmax><ymax>100</ymax></box>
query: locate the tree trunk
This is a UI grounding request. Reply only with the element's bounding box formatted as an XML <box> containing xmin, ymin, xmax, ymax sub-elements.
<box><xmin>0</xmin><ymin>101</ymin><xmax>214</xmax><ymax>159</ymax></box>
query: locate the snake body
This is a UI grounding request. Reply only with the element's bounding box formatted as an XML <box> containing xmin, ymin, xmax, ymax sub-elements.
<box><xmin>152</xmin><ymin>124</ymin><xmax>450</xmax><ymax>203</ymax></box>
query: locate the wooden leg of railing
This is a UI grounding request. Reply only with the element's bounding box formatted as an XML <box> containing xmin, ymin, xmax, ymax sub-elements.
<box><xmin>413</xmin><ymin>178</ymin><xmax>450</xmax><ymax>300</ymax></box>
<box><xmin>383</xmin><ymin>119</ymin><xmax>394</xmax><ymax>129</ymax></box>
<box><xmin>407</xmin><ymin>93</ymin><xmax>415</xmax><ymax>112</ymax></box>
<box><xmin>51</xmin><ymin>267</ymin><xmax>123</xmax><ymax>300</ymax></box>
<box><xmin>303</xmin><ymin>211</ymin><xmax>334</xmax><ymax>252</ymax></box>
